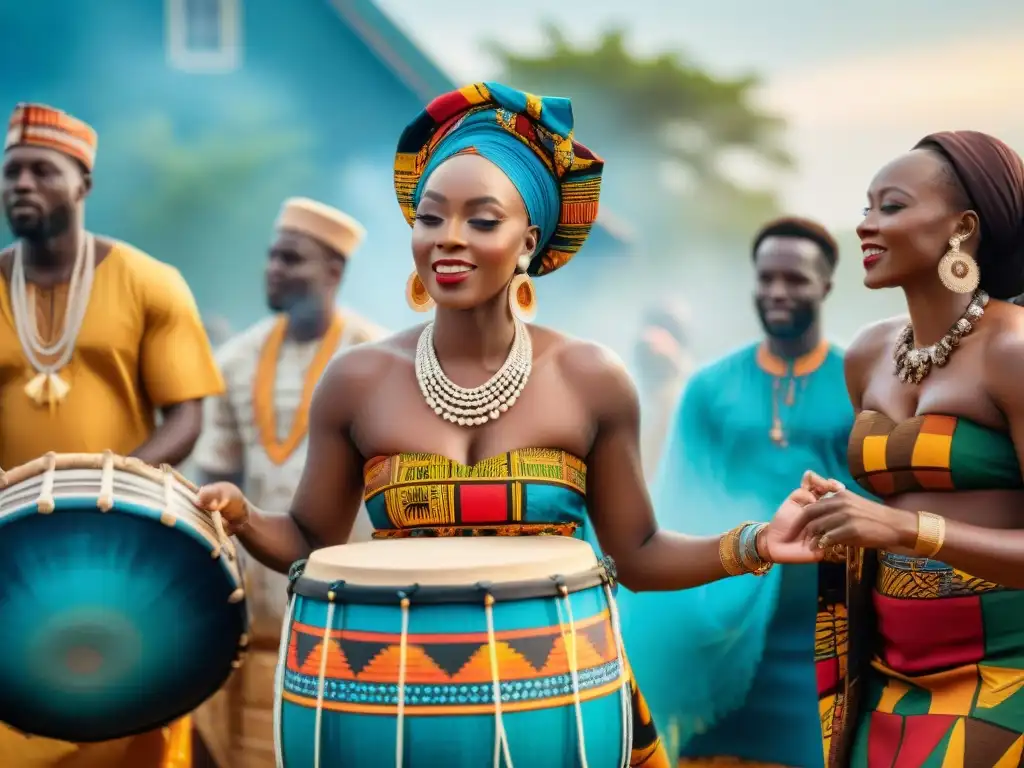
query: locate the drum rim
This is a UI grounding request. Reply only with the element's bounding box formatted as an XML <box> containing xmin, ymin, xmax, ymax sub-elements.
<box><xmin>0</xmin><ymin>496</ymin><xmax>246</xmax><ymax>591</ymax></box>
<box><xmin>288</xmin><ymin>559</ymin><xmax>615</xmax><ymax>605</ymax></box>
<box><xmin>0</xmin><ymin>451</ymin><xmax>199</xmax><ymax>492</ymax></box>
<box><xmin>0</xmin><ymin>453</ymin><xmax>243</xmax><ymax>583</ymax></box>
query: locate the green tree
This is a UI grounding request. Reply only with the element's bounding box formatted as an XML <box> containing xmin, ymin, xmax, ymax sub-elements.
<box><xmin>492</xmin><ymin>26</ymin><xmax>792</xmax><ymax>255</ymax></box>
<box><xmin>110</xmin><ymin>109</ymin><xmax>313</xmax><ymax>255</ymax></box>
<box><xmin>99</xmin><ymin>106</ymin><xmax>314</xmax><ymax>320</ymax></box>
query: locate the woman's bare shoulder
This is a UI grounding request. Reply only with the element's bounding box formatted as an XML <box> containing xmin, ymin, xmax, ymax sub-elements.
<box><xmin>984</xmin><ymin>299</ymin><xmax>1024</xmax><ymax>337</ymax></box>
<box><xmin>847</xmin><ymin>316</ymin><xmax>906</xmax><ymax>362</ymax></box>
<box><xmin>983</xmin><ymin>301</ymin><xmax>1024</xmax><ymax>386</ymax></box>
<box><xmin>319</xmin><ymin>325</ymin><xmax>421</xmax><ymax>399</ymax></box>
<box><xmin>538</xmin><ymin>327</ymin><xmax>639</xmax><ymax>418</ymax></box>
<box><xmin>534</xmin><ymin>326</ymin><xmax>627</xmax><ymax>376</ymax></box>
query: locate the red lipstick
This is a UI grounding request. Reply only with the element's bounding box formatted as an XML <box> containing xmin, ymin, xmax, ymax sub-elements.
<box><xmin>432</xmin><ymin>259</ymin><xmax>475</xmax><ymax>286</ymax></box>
<box><xmin>861</xmin><ymin>244</ymin><xmax>886</xmax><ymax>270</ymax></box>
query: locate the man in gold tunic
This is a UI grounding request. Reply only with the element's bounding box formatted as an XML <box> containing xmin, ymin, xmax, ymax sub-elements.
<box><xmin>192</xmin><ymin>197</ymin><xmax>382</xmax><ymax>767</ymax></box>
<box><xmin>0</xmin><ymin>103</ymin><xmax>224</xmax><ymax>767</ymax></box>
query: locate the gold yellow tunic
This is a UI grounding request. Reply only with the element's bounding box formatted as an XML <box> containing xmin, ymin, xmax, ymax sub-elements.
<box><xmin>0</xmin><ymin>241</ymin><xmax>224</xmax><ymax>767</ymax></box>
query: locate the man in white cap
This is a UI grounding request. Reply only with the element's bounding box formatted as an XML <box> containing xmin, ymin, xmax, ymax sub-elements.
<box><xmin>191</xmin><ymin>198</ymin><xmax>383</xmax><ymax>767</ymax></box>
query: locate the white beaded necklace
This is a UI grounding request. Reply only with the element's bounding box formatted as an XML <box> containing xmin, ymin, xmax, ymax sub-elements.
<box><xmin>10</xmin><ymin>232</ymin><xmax>96</xmax><ymax>406</ymax></box>
<box><xmin>415</xmin><ymin>317</ymin><xmax>533</xmax><ymax>426</ymax></box>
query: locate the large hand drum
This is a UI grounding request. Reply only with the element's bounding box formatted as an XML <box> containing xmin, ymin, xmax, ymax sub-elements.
<box><xmin>0</xmin><ymin>452</ymin><xmax>248</xmax><ymax>742</ymax></box>
<box><xmin>277</xmin><ymin>537</ymin><xmax>632</xmax><ymax>767</ymax></box>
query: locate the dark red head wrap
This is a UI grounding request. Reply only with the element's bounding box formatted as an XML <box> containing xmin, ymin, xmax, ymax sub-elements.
<box><xmin>914</xmin><ymin>131</ymin><xmax>1024</xmax><ymax>299</ymax></box>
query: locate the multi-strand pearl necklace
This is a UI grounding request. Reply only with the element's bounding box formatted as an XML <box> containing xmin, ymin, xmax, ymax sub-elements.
<box><xmin>10</xmin><ymin>232</ymin><xmax>96</xmax><ymax>406</ymax></box>
<box><xmin>415</xmin><ymin>317</ymin><xmax>532</xmax><ymax>426</ymax></box>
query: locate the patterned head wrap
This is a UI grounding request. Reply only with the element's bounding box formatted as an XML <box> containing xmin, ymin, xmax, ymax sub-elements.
<box><xmin>394</xmin><ymin>82</ymin><xmax>604</xmax><ymax>276</ymax></box>
<box><xmin>5</xmin><ymin>103</ymin><xmax>98</xmax><ymax>172</ymax></box>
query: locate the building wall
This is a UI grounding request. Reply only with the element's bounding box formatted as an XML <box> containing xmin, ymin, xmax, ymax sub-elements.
<box><xmin>0</xmin><ymin>0</ymin><xmax>433</xmax><ymax>330</ymax></box>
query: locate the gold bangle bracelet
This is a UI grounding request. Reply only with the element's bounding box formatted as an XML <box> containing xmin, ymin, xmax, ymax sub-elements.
<box><xmin>719</xmin><ymin>523</ymin><xmax>749</xmax><ymax>576</ymax></box>
<box><xmin>914</xmin><ymin>511</ymin><xmax>946</xmax><ymax>558</ymax></box>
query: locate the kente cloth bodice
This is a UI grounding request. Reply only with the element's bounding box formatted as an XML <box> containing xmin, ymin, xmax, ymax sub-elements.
<box><xmin>839</xmin><ymin>410</ymin><xmax>1024</xmax><ymax>766</ymax></box>
<box><xmin>847</xmin><ymin>410</ymin><xmax>1023</xmax><ymax>497</ymax></box>
<box><xmin>363</xmin><ymin>448</ymin><xmax>588</xmax><ymax>538</ymax></box>
<box><xmin>360</xmin><ymin>447</ymin><xmax>672</xmax><ymax>767</ymax></box>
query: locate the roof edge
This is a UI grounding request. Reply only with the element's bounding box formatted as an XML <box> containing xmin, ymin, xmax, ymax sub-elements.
<box><xmin>327</xmin><ymin>0</ymin><xmax>454</xmax><ymax>102</ymax></box>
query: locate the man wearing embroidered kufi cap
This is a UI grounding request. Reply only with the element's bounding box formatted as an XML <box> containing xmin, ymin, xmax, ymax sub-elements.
<box><xmin>192</xmin><ymin>196</ymin><xmax>383</xmax><ymax>767</ymax></box>
<box><xmin>0</xmin><ymin>103</ymin><xmax>224</xmax><ymax>766</ymax></box>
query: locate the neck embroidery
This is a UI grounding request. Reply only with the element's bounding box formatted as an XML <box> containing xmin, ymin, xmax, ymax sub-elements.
<box><xmin>253</xmin><ymin>312</ymin><xmax>344</xmax><ymax>465</ymax></box>
<box><xmin>756</xmin><ymin>340</ymin><xmax>828</xmax><ymax>448</ymax></box>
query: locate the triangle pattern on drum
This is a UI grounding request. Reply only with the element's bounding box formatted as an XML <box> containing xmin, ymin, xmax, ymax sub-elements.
<box><xmin>338</xmin><ymin>639</ymin><xmax>389</xmax><ymax>676</ymax></box>
<box><xmin>360</xmin><ymin>645</ymin><xmax>447</xmax><ymax>683</ymax></box>
<box><xmin>295</xmin><ymin>632</ymin><xmax>321</xmax><ymax>669</ymax></box>
<box><xmin>449</xmin><ymin>642</ymin><xmax>543</xmax><ymax>683</ymax></box>
<box><xmin>296</xmin><ymin>637</ymin><xmax>352</xmax><ymax>678</ymax></box>
<box><xmin>506</xmin><ymin>634</ymin><xmax>557</xmax><ymax>672</ymax></box>
<box><xmin>580</xmin><ymin>621</ymin><xmax>611</xmax><ymax>660</ymax></box>
<box><xmin>424</xmin><ymin>643</ymin><xmax>483</xmax><ymax>677</ymax></box>
<box><xmin>540</xmin><ymin>632</ymin><xmax>605</xmax><ymax>676</ymax></box>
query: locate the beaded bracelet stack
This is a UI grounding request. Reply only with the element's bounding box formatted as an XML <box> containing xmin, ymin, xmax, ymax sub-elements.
<box><xmin>719</xmin><ymin>521</ymin><xmax>774</xmax><ymax>577</ymax></box>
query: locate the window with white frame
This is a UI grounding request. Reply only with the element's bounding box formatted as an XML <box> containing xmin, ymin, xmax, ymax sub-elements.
<box><xmin>166</xmin><ymin>0</ymin><xmax>242</xmax><ymax>73</ymax></box>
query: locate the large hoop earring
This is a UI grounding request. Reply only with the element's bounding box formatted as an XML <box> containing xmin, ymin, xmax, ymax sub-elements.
<box><xmin>937</xmin><ymin>233</ymin><xmax>979</xmax><ymax>294</ymax></box>
<box><xmin>508</xmin><ymin>273</ymin><xmax>537</xmax><ymax>322</ymax></box>
<box><xmin>406</xmin><ymin>271</ymin><xmax>434</xmax><ymax>312</ymax></box>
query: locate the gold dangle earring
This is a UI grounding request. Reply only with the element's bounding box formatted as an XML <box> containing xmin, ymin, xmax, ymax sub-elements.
<box><xmin>508</xmin><ymin>255</ymin><xmax>537</xmax><ymax>322</ymax></box>
<box><xmin>406</xmin><ymin>271</ymin><xmax>434</xmax><ymax>312</ymax></box>
<box><xmin>937</xmin><ymin>231</ymin><xmax>979</xmax><ymax>294</ymax></box>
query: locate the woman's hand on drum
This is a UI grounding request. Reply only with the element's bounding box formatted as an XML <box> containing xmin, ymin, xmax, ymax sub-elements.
<box><xmin>759</xmin><ymin>471</ymin><xmax>846</xmax><ymax>564</ymax></box>
<box><xmin>196</xmin><ymin>482</ymin><xmax>250</xmax><ymax>536</ymax></box>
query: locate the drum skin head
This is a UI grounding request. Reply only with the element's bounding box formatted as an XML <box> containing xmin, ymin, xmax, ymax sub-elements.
<box><xmin>303</xmin><ymin>536</ymin><xmax>599</xmax><ymax>587</ymax></box>
<box><xmin>0</xmin><ymin>500</ymin><xmax>247</xmax><ymax>743</ymax></box>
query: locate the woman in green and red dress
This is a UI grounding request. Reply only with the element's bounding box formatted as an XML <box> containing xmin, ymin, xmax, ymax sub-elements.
<box><xmin>787</xmin><ymin>130</ymin><xmax>1024</xmax><ymax>766</ymax></box>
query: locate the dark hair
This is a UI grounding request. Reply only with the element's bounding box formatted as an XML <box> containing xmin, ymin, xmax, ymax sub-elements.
<box><xmin>752</xmin><ymin>216</ymin><xmax>838</xmax><ymax>271</ymax></box>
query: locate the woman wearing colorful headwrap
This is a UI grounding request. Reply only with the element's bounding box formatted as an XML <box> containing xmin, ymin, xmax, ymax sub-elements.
<box><xmin>196</xmin><ymin>82</ymin><xmax>837</xmax><ymax>766</ymax></box>
<box><xmin>770</xmin><ymin>131</ymin><xmax>1024</xmax><ymax>765</ymax></box>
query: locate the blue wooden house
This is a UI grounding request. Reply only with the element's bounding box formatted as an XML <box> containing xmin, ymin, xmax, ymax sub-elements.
<box><xmin>0</xmin><ymin>0</ymin><xmax>628</xmax><ymax>333</ymax></box>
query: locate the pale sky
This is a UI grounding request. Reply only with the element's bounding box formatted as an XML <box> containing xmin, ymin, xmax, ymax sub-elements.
<box><xmin>376</xmin><ymin>0</ymin><xmax>1024</xmax><ymax>229</ymax></box>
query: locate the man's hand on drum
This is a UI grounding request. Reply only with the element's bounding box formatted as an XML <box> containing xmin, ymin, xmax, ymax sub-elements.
<box><xmin>197</xmin><ymin>482</ymin><xmax>250</xmax><ymax>536</ymax></box>
<box><xmin>759</xmin><ymin>470</ymin><xmax>847</xmax><ymax>564</ymax></box>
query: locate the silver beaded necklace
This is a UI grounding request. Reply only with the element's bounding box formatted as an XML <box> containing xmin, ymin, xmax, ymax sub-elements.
<box><xmin>415</xmin><ymin>317</ymin><xmax>533</xmax><ymax>426</ymax></box>
<box><xmin>893</xmin><ymin>290</ymin><xmax>987</xmax><ymax>384</ymax></box>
